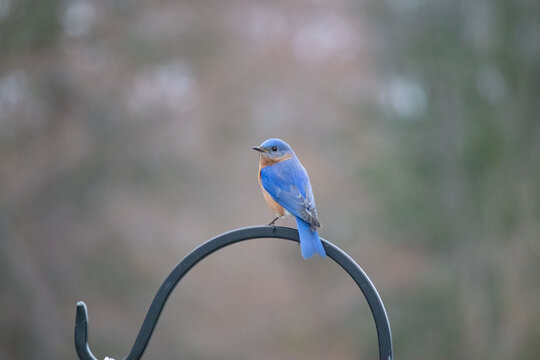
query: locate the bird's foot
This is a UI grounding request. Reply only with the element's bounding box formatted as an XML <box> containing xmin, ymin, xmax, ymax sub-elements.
<box><xmin>268</xmin><ymin>216</ymin><xmax>280</xmax><ymax>232</ymax></box>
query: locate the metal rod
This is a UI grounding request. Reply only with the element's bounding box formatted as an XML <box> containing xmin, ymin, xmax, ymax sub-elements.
<box><xmin>74</xmin><ymin>225</ymin><xmax>393</xmax><ymax>360</ymax></box>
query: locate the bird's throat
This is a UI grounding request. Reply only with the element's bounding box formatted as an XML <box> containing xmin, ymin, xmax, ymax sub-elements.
<box><xmin>258</xmin><ymin>153</ymin><xmax>293</xmax><ymax>168</ymax></box>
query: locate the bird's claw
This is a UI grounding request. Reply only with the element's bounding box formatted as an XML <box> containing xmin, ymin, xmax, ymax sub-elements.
<box><xmin>268</xmin><ymin>216</ymin><xmax>279</xmax><ymax>232</ymax></box>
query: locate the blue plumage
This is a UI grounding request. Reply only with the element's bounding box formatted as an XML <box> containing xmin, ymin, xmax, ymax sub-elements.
<box><xmin>296</xmin><ymin>217</ymin><xmax>325</xmax><ymax>259</ymax></box>
<box><xmin>254</xmin><ymin>138</ymin><xmax>326</xmax><ymax>259</ymax></box>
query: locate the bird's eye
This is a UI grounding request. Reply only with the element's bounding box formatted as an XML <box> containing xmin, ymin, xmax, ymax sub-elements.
<box><xmin>271</xmin><ymin>146</ymin><xmax>278</xmax><ymax>152</ymax></box>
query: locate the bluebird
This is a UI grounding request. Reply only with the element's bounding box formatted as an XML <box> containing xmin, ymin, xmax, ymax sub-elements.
<box><xmin>253</xmin><ymin>138</ymin><xmax>326</xmax><ymax>259</ymax></box>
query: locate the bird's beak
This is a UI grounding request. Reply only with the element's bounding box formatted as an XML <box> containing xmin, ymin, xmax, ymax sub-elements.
<box><xmin>252</xmin><ymin>146</ymin><xmax>267</xmax><ymax>153</ymax></box>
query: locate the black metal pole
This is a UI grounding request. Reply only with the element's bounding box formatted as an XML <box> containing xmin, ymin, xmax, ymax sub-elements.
<box><xmin>74</xmin><ymin>225</ymin><xmax>393</xmax><ymax>360</ymax></box>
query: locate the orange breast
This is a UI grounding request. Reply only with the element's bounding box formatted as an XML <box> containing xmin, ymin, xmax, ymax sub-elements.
<box><xmin>262</xmin><ymin>186</ymin><xmax>286</xmax><ymax>216</ymax></box>
<box><xmin>258</xmin><ymin>157</ymin><xmax>286</xmax><ymax>217</ymax></box>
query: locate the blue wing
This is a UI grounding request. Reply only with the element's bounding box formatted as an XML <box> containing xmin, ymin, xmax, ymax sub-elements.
<box><xmin>260</xmin><ymin>158</ymin><xmax>320</xmax><ymax>230</ymax></box>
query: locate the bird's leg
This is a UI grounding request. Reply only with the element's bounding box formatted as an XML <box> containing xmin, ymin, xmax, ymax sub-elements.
<box><xmin>268</xmin><ymin>216</ymin><xmax>280</xmax><ymax>227</ymax></box>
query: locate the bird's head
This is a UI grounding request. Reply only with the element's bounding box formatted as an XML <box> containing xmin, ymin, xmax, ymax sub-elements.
<box><xmin>252</xmin><ymin>138</ymin><xmax>295</xmax><ymax>162</ymax></box>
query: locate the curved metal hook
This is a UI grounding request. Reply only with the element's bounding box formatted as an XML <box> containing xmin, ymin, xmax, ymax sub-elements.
<box><xmin>74</xmin><ymin>225</ymin><xmax>393</xmax><ymax>360</ymax></box>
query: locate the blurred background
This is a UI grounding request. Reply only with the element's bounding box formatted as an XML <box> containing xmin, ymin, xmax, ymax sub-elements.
<box><xmin>1</xmin><ymin>0</ymin><xmax>539</xmax><ymax>359</ymax></box>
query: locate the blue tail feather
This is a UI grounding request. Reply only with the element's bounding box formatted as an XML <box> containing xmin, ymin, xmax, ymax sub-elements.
<box><xmin>295</xmin><ymin>218</ymin><xmax>326</xmax><ymax>259</ymax></box>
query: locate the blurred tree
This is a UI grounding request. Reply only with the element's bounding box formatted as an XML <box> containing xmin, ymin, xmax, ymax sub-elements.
<box><xmin>0</xmin><ymin>0</ymin><xmax>60</xmax><ymax>54</ymax></box>
<box><xmin>366</xmin><ymin>0</ymin><xmax>540</xmax><ymax>359</ymax></box>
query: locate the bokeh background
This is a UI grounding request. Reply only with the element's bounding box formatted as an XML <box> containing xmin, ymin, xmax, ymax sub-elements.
<box><xmin>1</xmin><ymin>0</ymin><xmax>540</xmax><ymax>359</ymax></box>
